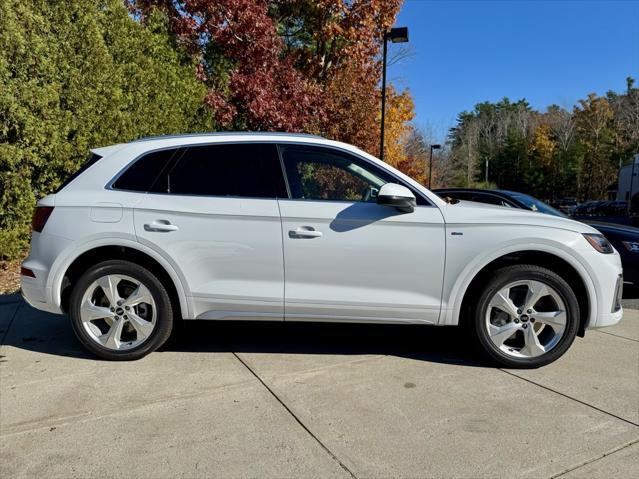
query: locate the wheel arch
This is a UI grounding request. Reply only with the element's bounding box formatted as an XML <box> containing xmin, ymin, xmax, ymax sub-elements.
<box><xmin>442</xmin><ymin>246</ymin><xmax>596</xmax><ymax>336</ymax></box>
<box><xmin>53</xmin><ymin>240</ymin><xmax>191</xmax><ymax>319</ymax></box>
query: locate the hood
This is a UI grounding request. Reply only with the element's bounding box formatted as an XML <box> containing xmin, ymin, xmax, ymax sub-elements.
<box><xmin>440</xmin><ymin>200</ymin><xmax>599</xmax><ymax>234</ymax></box>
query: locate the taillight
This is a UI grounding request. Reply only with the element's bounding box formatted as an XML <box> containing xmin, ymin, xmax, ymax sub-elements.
<box><xmin>32</xmin><ymin>206</ymin><xmax>54</xmax><ymax>233</ymax></box>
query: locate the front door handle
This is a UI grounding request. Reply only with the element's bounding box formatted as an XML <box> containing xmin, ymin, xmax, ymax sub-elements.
<box><xmin>144</xmin><ymin>221</ymin><xmax>179</xmax><ymax>232</ymax></box>
<box><xmin>289</xmin><ymin>226</ymin><xmax>323</xmax><ymax>239</ymax></box>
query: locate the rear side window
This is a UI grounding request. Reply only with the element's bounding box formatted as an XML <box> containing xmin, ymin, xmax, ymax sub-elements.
<box><xmin>112</xmin><ymin>143</ymin><xmax>287</xmax><ymax>198</ymax></box>
<box><xmin>56</xmin><ymin>153</ymin><xmax>102</xmax><ymax>193</ymax></box>
<box><xmin>165</xmin><ymin>143</ymin><xmax>286</xmax><ymax>198</ymax></box>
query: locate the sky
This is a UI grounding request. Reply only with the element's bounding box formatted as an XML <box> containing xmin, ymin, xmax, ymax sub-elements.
<box><xmin>392</xmin><ymin>0</ymin><xmax>639</xmax><ymax>142</ymax></box>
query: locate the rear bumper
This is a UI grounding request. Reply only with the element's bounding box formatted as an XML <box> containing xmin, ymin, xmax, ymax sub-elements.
<box><xmin>21</xmin><ymin>232</ymin><xmax>72</xmax><ymax>315</ymax></box>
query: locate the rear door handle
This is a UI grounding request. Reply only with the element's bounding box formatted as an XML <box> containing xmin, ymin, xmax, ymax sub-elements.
<box><xmin>289</xmin><ymin>226</ymin><xmax>323</xmax><ymax>239</ymax></box>
<box><xmin>144</xmin><ymin>221</ymin><xmax>179</xmax><ymax>232</ymax></box>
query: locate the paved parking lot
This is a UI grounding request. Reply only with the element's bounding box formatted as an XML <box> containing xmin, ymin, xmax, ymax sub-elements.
<box><xmin>1</xmin><ymin>294</ymin><xmax>637</xmax><ymax>478</ymax></box>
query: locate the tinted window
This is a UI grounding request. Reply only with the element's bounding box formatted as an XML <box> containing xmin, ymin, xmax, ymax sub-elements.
<box><xmin>166</xmin><ymin>143</ymin><xmax>286</xmax><ymax>198</ymax></box>
<box><xmin>441</xmin><ymin>191</ymin><xmax>473</xmax><ymax>201</ymax></box>
<box><xmin>56</xmin><ymin>153</ymin><xmax>102</xmax><ymax>192</ymax></box>
<box><xmin>113</xmin><ymin>143</ymin><xmax>287</xmax><ymax>198</ymax></box>
<box><xmin>281</xmin><ymin>146</ymin><xmax>427</xmax><ymax>204</ymax></box>
<box><xmin>470</xmin><ymin>193</ymin><xmax>511</xmax><ymax>207</ymax></box>
<box><xmin>112</xmin><ymin>148</ymin><xmax>181</xmax><ymax>192</ymax></box>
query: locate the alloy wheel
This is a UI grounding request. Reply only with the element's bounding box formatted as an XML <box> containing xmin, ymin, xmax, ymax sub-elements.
<box><xmin>484</xmin><ymin>279</ymin><xmax>567</xmax><ymax>358</ymax></box>
<box><xmin>79</xmin><ymin>274</ymin><xmax>157</xmax><ymax>351</ymax></box>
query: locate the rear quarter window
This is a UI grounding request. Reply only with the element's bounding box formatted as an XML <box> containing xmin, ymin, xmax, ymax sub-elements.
<box><xmin>111</xmin><ymin>148</ymin><xmax>182</xmax><ymax>192</ymax></box>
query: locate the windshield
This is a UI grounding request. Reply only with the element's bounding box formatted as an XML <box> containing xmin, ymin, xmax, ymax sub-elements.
<box><xmin>507</xmin><ymin>192</ymin><xmax>566</xmax><ymax>217</ymax></box>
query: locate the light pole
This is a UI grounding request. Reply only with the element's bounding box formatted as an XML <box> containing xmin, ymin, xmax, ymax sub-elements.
<box><xmin>380</xmin><ymin>26</ymin><xmax>409</xmax><ymax>161</ymax></box>
<box><xmin>428</xmin><ymin>144</ymin><xmax>441</xmax><ymax>189</ymax></box>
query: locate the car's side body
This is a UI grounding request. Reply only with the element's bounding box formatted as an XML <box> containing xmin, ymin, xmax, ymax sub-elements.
<box><xmin>22</xmin><ymin>134</ymin><xmax>623</xmax><ymax>351</ymax></box>
<box><xmin>435</xmin><ymin>187</ymin><xmax>639</xmax><ymax>298</ymax></box>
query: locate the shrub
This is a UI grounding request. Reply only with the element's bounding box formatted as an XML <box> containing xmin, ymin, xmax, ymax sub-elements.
<box><xmin>0</xmin><ymin>0</ymin><xmax>213</xmax><ymax>259</ymax></box>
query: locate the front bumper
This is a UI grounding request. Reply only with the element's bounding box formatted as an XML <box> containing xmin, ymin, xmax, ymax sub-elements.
<box><xmin>583</xmin><ymin>249</ymin><xmax>624</xmax><ymax>329</ymax></box>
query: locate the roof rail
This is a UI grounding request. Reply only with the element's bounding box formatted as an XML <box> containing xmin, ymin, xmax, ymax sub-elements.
<box><xmin>131</xmin><ymin>131</ymin><xmax>325</xmax><ymax>143</ymax></box>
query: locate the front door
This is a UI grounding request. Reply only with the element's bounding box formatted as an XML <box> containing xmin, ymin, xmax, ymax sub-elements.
<box><xmin>278</xmin><ymin>145</ymin><xmax>446</xmax><ymax>324</ymax></box>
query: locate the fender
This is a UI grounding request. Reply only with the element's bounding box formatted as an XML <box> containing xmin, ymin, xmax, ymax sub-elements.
<box><xmin>47</xmin><ymin>235</ymin><xmax>193</xmax><ymax>319</ymax></box>
<box><xmin>439</xmin><ymin>238</ymin><xmax>599</xmax><ymax>328</ymax></box>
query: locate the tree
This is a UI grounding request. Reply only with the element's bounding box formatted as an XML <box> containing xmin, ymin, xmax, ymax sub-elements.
<box><xmin>0</xmin><ymin>0</ymin><xmax>212</xmax><ymax>259</ymax></box>
<box><xmin>129</xmin><ymin>0</ymin><xmax>403</xmax><ymax>153</ymax></box>
<box><xmin>382</xmin><ymin>87</ymin><xmax>418</xmax><ymax>177</ymax></box>
<box><xmin>574</xmin><ymin>93</ymin><xmax>616</xmax><ymax>200</ymax></box>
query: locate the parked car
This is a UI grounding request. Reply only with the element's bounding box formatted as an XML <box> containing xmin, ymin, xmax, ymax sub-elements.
<box><xmin>435</xmin><ymin>188</ymin><xmax>639</xmax><ymax>298</ymax></box>
<box><xmin>22</xmin><ymin>133</ymin><xmax>623</xmax><ymax>367</ymax></box>
<box><xmin>554</xmin><ymin>197</ymin><xmax>578</xmax><ymax>215</ymax></box>
<box><xmin>571</xmin><ymin>200</ymin><xmax>637</xmax><ymax>226</ymax></box>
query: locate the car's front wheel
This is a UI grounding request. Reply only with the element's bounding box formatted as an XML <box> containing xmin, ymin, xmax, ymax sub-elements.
<box><xmin>472</xmin><ymin>265</ymin><xmax>580</xmax><ymax>368</ymax></box>
<box><xmin>69</xmin><ymin>260</ymin><xmax>173</xmax><ymax>360</ymax></box>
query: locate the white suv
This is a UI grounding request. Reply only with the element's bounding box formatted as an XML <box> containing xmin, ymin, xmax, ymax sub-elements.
<box><xmin>21</xmin><ymin>133</ymin><xmax>623</xmax><ymax>367</ymax></box>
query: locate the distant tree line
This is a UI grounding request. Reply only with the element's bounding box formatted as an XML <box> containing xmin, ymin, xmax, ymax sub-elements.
<box><xmin>443</xmin><ymin>79</ymin><xmax>639</xmax><ymax>201</ymax></box>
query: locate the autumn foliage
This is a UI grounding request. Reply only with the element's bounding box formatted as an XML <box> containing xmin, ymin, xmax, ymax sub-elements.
<box><xmin>128</xmin><ymin>0</ymin><xmax>404</xmax><ymax>154</ymax></box>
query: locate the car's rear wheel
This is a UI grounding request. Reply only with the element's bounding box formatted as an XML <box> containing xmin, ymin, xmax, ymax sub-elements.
<box><xmin>69</xmin><ymin>260</ymin><xmax>173</xmax><ymax>360</ymax></box>
<box><xmin>472</xmin><ymin>265</ymin><xmax>579</xmax><ymax>368</ymax></box>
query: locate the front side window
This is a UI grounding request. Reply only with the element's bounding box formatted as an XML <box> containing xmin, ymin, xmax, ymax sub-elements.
<box><xmin>281</xmin><ymin>146</ymin><xmax>395</xmax><ymax>203</ymax></box>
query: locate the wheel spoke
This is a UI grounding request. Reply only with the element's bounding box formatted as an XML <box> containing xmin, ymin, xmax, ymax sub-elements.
<box><xmin>522</xmin><ymin>325</ymin><xmax>545</xmax><ymax>356</ymax></box>
<box><xmin>490</xmin><ymin>288</ymin><xmax>519</xmax><ymax>318</ymax></box>
<box><xmin>534</xmin><ymin>310</ymin><xmax>567</xmax><ymax>330</ymax></box>
<box><xmin>523</xmin><ymin>281</ymin><xmax>550</xmax><ymax>312</ymax></box>
<box><xmin>81</xmin><ymin>300</ymin><xmax>113</xmax><ymax>322</ymax></box>
<box><xmin>97</xmin><ymin>275</ymin><xmax>122</xmax><ymax>307</ymax></box>
<box><xmin>101</xmin><ymin>319</ymin><xmax>124</xmax><ymax>350</ymax></box>
<box><xmin>122</xmin><ymin>283</ymin><xmax>152</xmax><ymax>308</ymax></box>
<box><xmin>488</xmin><ymin>322</ymin><xmax>520</xmax><ymax>346</ymax></box>
<box><xmin>127</xmin><ymin>312</ymin><xmax>154</xmax><ymax>340</ymax></box>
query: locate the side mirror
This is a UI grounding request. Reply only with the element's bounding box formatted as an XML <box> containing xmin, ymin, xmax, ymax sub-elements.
<box><xmin>376</xmin><ymin>183</ymin><xmax>416</xmax><ymax>213</ymax></box>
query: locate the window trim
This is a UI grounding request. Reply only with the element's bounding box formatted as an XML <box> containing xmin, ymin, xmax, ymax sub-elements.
<box><xmin>106</xmin><ymin>140</ymin><xmax>434</xmax><ymax>207</ymax></box>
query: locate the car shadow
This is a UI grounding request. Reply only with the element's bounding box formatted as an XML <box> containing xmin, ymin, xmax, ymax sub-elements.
<box><xmin>1</xmin><ymin>297</ymin><xmax>490</xmax><ymax>367</ymax></box>
<box><xmin>329</xmin><ymin>202</ymin><xmax>403</xmax><ymax>232</ymax></box>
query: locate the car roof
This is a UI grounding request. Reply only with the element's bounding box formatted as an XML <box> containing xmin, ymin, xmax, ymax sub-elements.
<box><xmin>131</xmin><ymin>131</ymin><xmax>324</xmax><ymax>143</ymax></box>
<box><xmin>92</xmin><ymin>132</ymin><xmax>353</xmax><ymax>157</ymax></box>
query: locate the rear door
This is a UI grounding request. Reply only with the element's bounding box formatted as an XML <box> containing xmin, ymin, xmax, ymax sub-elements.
<box><xmin>277</xmin><ymin>145</ymin><xmax>446</xmax><ymax>324</ymax></box>
<box><xmin>115</xmin><ymin>142</ymin><xmax>288</xmax><ymax>320</ymax></box>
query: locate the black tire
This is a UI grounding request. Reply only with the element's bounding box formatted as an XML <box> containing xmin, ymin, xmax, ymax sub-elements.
<box><xmin>471</xmin><ymin>264</ymin><xmax>580</xmax><ymax>369</ymax></box>
<box><xmin>69</xmin><ymin>260</ymin><xmax>173</xmax><ymax>360</ymax></box>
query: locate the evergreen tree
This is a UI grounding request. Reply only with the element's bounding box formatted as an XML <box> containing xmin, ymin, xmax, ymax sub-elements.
<box><xmin>0</xmin><ymin>0</ymin><xmax>213</xmax><ymax>258</ymax></box>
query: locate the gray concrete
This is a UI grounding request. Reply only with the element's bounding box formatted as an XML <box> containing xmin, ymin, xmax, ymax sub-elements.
<box><xmin>1</xmin><ymin>299</ymin><xmax>638</xmax><ymax>478</ymax></box>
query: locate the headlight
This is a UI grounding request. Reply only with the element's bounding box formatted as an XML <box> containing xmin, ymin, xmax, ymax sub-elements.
<box><xmin>583</xmin><ymin>233</ymin><xmax>614</xmax><ymax>254</ymax></box>
<box><xmin>622</xmin><ymin>241</ymin><xmax>639</xmax><ymax>253</ymax></box>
